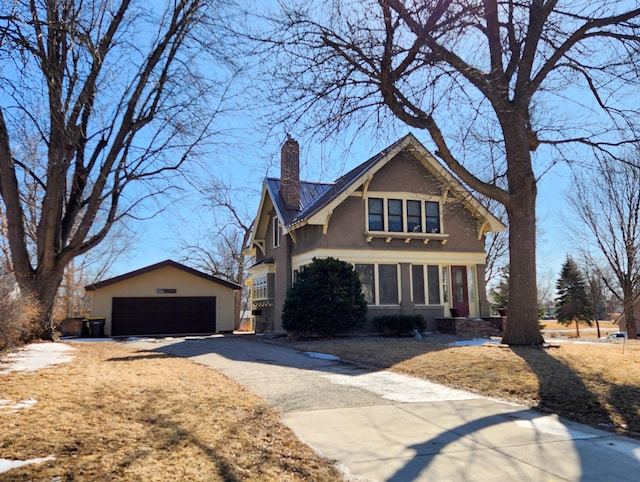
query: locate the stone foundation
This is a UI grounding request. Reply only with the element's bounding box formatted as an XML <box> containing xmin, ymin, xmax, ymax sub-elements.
<box><xmin>437</xmin><ymin>317</ymin><xmax>503</xmax><ymax>338</ymax></box>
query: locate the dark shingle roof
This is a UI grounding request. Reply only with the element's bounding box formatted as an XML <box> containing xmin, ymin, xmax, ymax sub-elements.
<box><xmin>85</xmin><ymin>259</ymin><xmax>241</xmax><ymax>291</ymax></box>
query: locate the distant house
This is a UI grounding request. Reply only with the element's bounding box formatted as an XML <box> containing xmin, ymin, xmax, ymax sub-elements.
<box><xmin>85</xmin><ymin>260</ymin><xmax>240</xmax><ymax>337</ymax></box>
<box><xmin>246</xmin><ymin>133</ymin><xmax>505</xmax><ymax>333</ymax></box>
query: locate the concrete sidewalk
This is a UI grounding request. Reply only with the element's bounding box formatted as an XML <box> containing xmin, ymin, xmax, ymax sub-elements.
<box><xmin>128</xmin><ymin>336</ymin><xmax>640</xmax><ymax>481</ymax></box>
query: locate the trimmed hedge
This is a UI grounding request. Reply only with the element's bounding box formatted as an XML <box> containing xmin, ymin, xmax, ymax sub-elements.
<box><xmin>372</xmin><ymin>314</ymin><xmax>426</xmax><ymax>337</ymax></box>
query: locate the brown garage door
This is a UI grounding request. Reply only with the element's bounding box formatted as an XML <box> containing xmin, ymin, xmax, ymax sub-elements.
<box><xmin>111</xmin><ymin>297</ymin><xmax>216</xmax><ymax>336</ymax></box>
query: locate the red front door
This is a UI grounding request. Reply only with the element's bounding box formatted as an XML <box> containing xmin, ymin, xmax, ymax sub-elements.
<box><xmin>451</xmin><ymin>266</ymin><xmax>469</xmax><ymax>317</ymax></box>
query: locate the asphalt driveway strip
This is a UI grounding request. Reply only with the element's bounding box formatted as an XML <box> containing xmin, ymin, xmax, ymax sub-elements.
<box><xmin>126</xmin><ymin>336</ymin><xmax>640</xmax><ymax>482</ymax></box>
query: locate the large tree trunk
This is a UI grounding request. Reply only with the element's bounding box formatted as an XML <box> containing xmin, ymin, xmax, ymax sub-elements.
<box><xmin>20</xmin><ymin>268</ymin><xmax>66</xmax><ymax>342</ymax></box>
<box><xmin>622</xmin><ymin>294</ymin><xmax>637</xmax><ymax>339</ymax></box>
<box><xmin>501</xmin><ymin>200</ymin><xmax>544</xmax><ymax>345</ymax></box>
<box><xmin>500</xmin><ymin>117</ymin><xmax>545</xmax><ymax>346</ymax></box>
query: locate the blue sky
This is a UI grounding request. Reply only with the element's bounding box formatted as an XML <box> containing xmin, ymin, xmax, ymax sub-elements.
<box><xmin>111</xmin><ymin>129</ymin><xmax>574</xmax><ymax>285</ymax></box>
<box><xmin>96</xmin><ymin>1</ymin><xmax>617</xmax><ymax>285</ymax></box>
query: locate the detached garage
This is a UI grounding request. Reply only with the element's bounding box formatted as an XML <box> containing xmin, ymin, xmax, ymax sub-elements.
<box><xmin>85</xmin><ymin>260</ymin><xmax>240</xmax><ymax>337</ymax></box>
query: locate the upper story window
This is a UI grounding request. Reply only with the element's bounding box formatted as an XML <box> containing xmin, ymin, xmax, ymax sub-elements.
<box><xmin>387</xmin><ymin>199</ymin><xmax>403</xmax><ymax>232</ymax></box>
<box><xmin>367</xmin><ymin>197</ymin><xmax>441</xmax><ymax>234</ymax></box>
<box><xmin>368</xmin><ymin>198</ymin><xmax>384</xmax><ymax>231</ymax></box>
<box><xmin>426</xmin><ymin>201</ymin><xmax>440</xmax><ymax>233</ymax></box>
<box><xmin>273</xmin><ymin>216</ymin><xmax>281</xmax><ymax>248</ymax></box>
<box><xmin>407</xmin><ymin>200</ymin><xmax>421</xmax><ymax>232</ymax></box>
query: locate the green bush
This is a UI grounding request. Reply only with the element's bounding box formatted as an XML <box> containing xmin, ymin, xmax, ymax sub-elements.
<box><xmin>372</xmin><ymin>314</ymin><xmax>426</xmax><ymax>337</ymax></box>
<box><xmin>282</xmin><ymin>257</ymin><xmax>367</xmax><ymax>337</ymax></box>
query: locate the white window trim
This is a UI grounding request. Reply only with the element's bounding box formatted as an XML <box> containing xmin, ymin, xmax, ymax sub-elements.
<box><xmin>364</xmin><ymin>195</ymin><xmax>447</xmax><ymax>244</ymax></box>
<box><xmin>253</xmin><ymin>276</ymin><xmax>268</xmax><ymax>301</ymax></box>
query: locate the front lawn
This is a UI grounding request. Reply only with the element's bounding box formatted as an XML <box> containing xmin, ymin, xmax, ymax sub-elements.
<box><xmin>0</xmin><ymin>342</ymin><xmax>343</xmax><ymax>481</ymax></box>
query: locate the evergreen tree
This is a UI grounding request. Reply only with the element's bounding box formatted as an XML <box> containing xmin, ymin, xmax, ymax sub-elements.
<box><xmin>282</xmin><ymin>257</ymin><xmax>367</xmax><ymax>337</ymax></box>
<box><xmin>489</xmin><ymin>267</ymin><xmax>509</xmax><ymax>314</ymax></box>
<box><xmin>556</xmin><ymin>257</ymin><xmax>593</xmax><ymax>337</ymax></box>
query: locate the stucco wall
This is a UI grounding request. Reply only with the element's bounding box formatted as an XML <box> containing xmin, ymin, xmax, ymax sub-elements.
<box><xmin>368</xmin><ymin>151</ymin><xmax>442</xmax><ymax>194</ymax></box>
<box><xmin>89</xmin><ymin>266</ymin><xmax>237</xmax><ymax>335</ymax></box>
<box><xmin>292</xmin><ymin>153</ymin><xmax>486</xmax><ymax>255</ymax></box>
<box><xmin>250</xmin><ymin>144</ymin><xmax>497</xmax><ymax>333</ymax></box>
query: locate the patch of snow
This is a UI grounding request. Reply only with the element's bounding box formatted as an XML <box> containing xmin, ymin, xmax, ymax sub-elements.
<box><xmin>63</xmin><ymin>337</ymin><xmax>113</xmax><ymax>343</ymax></box>
<box><xmin>515</xmin><ymin>415</ymin><xmax>600</xmax><ymax>440</ymax></box>
<box><xmin>0</xmin><ymin>343</ymin><xmax>74</xmax><ymax>374</ymax></box>
<box><xmin>303</xmin><ymin>351</ymin><xmax>341</xmax><ymax>361</ymax></box>
<box><xmin>0</xmin><ymin>398</ymin><xmax>37</xmax><ymax>414</ymax></box>
<box><xmin>0</xmin><ymin>456</ymin><xmax>56</xmax><ymax>474</ymax></box>
<box><xmin>117</xmin><ymin>336</ymin><xmax>159</xmax><ymax>343</ymax></box>
<box><xmin>324</xmin><ymin>370</ymin><xmax>481</xmax><ymax>402</ymax></box>
<box><xmin>448</xmin><ymin>339</ymin><xmax>497</xmax><ymax>347</ymax></box>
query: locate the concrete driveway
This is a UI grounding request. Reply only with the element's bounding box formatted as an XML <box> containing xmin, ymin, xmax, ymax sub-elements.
<box><xmin>127</xmin><ymin>336</ymin><xmax>640</xmax><ymax>481</ymax></box>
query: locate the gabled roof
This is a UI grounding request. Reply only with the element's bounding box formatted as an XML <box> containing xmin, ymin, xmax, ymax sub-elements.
<box><xmin>85</xmin><ymin>259</ymin><xmax>241</xmax><ymax>291</ymax></box>
<box><xmin>249</xmin><ymin>133</ymin><xmax>505</xmax><ymax>249</ymax></box>
<box><xmin>264</xmin><ymin>179</ymin><xmax>333</xmax><ymax>226</ymax></box>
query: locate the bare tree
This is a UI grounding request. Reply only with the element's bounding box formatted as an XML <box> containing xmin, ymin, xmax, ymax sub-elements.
<box><xmin>581</xmin><ymin>260</ymin><xmax>607</xmax><ymax>339</ymax></box>
<box><xmin>248</xmin><ymin>1</ymin><xmax>640</xmax><ymax>345</ymax></box>
<box><xmin>569</xmin><ymin>155</ymin><xmax>640</xmax><ymax>339</ymax></box>
<box><xmin>537</xmin><ymin>267</ymin><xmax>556</xmax><ymax>319</ymax></box>
<box><xmin>178</xmin><ymin>180</ymin><xmax>254</xmax><ymax>328</ymax></box>
<box><xmin>481</xmin><ymin>199</ymin><xmax>508</xmax><ymax>285</ymax></box>
<box><xmin>0</xmin><ymin>0</ymin><xmax>236</xmax><ymax>340</ymax></box>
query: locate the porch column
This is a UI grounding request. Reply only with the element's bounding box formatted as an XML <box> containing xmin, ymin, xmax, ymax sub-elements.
<box><xmin>399</xmin><ymin>262</ymin><xmax>415</xmax><ymax>315</ymax></box>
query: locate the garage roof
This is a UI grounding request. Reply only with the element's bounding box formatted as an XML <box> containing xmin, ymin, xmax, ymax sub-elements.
<box><xmin>85</xmin><ymin>259</ymin><xmax>241</xmax><ymax>292</ymax></box>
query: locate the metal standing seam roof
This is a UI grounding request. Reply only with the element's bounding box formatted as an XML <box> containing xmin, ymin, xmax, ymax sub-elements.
<box><xmin>266</xmin><ymin>135</ymin><xmax>405</xmax><ymax>228</ymax></box>
<box><xmin>265</xmin><ymin>179</ymin><xmax>332</xmax><ymax>227</ymax></box>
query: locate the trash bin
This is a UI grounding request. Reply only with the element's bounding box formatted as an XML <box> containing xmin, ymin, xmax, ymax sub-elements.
<box><xmin>81</xmin><ymin>319</ymin><xmax>91</xmax><ymax>337</ymax></box>
<box><xmin>59</xmin><ymin>317</ymin><xmax>84</xmax><ymax>337</ymax></box>
<box><xmin>88</xmin><ymin>317</ymin><xmax>105</xmax><ymax>337</ymax></box>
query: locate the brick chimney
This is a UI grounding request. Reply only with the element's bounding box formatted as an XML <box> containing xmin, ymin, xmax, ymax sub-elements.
<box><xmin>280</xmin><ymin>137</ymin><xmax>300</xmax><ymax>210</ymax></box>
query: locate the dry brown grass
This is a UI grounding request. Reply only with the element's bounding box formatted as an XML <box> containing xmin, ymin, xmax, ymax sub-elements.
<box><xmin>0</xmin><ymin>342</ymin><xmax>343</xmax><ymax>481</ymax></box>
<box><xmin>541</xmin><ymin>319</ymin><xmax>620</xmax><ymax>339</ymax></box>
<box><xmin>287</xmin><ymin>336</ymin><xmax>640</xmax><ymax>438</ymax></box>
<box><xmin>0</xmin><ymin>289</ymin><xmax>41</xmax><ymax>352</ymax></box>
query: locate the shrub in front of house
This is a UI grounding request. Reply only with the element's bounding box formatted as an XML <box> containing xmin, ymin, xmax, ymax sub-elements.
<box><xmin>372</xmin><ymin>314</ymin><xmax>426</xmax><ymax>337</ymax></box>
<box><xmin>282</xmin><ymin>257</ymin><xmax>367</xmax><ymax>337</ymax></box>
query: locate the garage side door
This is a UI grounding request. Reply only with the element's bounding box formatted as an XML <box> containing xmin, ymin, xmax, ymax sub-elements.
<box><xmin>111</xmin><ymin>297</ymin><xmax>216</xmax><ymax>336</ymax></box>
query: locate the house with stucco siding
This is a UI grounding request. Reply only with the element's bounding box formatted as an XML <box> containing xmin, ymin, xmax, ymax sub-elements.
<box><xmin>246</xmin><ymin>133</ymin><xmax>505</xmax><ymax>333</ymax></box>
